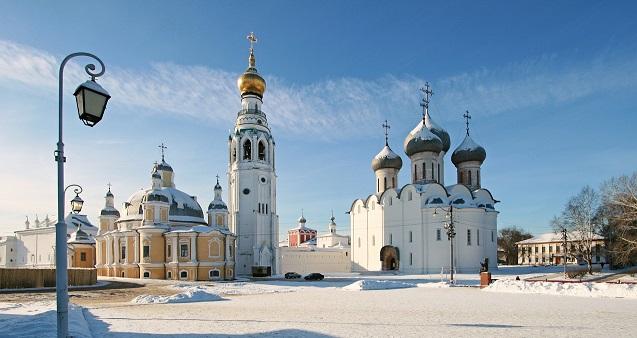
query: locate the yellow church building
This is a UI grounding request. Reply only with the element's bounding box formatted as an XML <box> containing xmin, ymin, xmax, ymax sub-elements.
<box><xmin>95</xmin><ymin>156</ymin><xmax>236</xmax><ymax>281</ymax></box>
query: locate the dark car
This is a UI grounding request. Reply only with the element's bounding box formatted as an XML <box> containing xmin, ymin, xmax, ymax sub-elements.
<box><xmin>284</xmin><ymin>272</ymin><xmax>302</xmax><ymax>279</ymax></box>
<box><xmin>304</xmin><ymin>273</ymin><xmax>324</xmax><ymax>281</ymax></box>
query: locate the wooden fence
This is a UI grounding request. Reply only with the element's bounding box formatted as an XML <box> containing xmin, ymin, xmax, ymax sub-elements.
<box><xmin>0</xmin><ymin>268</ymin><xmax>97</xmax><ymax>289</ymax></box>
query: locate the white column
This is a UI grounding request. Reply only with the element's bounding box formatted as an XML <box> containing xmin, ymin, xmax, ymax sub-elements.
<box><xmin>106</xmin><ymin>237</ymin><xmax>112</xmax><ymax>264</ymax></box>
<box><xmin>190</xmin><ymin>236</ymin><xmax>197</xmax><ymax>262</ymax></box>
<box><xmin>134</xmin><ymin>235</ymin><xmax>139</xmax><ymax>263</ymax></box>
<box><xmin>172</xmin><ymin>237</ymin><xmax>178</xmax><ymax>263</ymax></box>
<box><xmin>113</xmin><ymin>236</ymin><xmax>120</xmax><ymax>263</ymax></box>
<box><xmin>225</xmin><ymin>235</ymin><xmax>230</xmax><ymax>261</ymax></box>
<box><xmin>124</xmin><ymin>236</ymin><xmax>129</xmax><ymax>264</ymax></box>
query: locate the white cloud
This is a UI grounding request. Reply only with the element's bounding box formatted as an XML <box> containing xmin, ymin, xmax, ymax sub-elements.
<box><xmin>0</xmin><ymin>39</ymin><xmax>636</xmax><ymax>138</ymax></box>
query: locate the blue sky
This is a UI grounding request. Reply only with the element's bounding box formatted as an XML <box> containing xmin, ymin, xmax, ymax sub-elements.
<box><xmin>1</xmin><ymin>1</ymin><xmax>636</xmax><ymax>238</ymax></box>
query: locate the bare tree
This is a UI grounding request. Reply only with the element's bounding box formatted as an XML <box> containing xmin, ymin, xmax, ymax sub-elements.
<box><xmin>552</xmin><ymin>186</ymin><xmax>602</xmax><ymax>274</ymax></box>
<box><xmin>601</xmin><ymin>173</ymin><xmax>637</xmax><ymax>266</ymax></box>
<box><xmin>497</xmin><ymin>227</ymin><xmax>532</xmax><ymax>265</ymax></box>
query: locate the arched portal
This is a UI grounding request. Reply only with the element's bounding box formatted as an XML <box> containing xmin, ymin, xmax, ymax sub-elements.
<box><xmin>380</xmin><ymin>245</ymin><xmax>400</xmax><ymax>271</ymax></box>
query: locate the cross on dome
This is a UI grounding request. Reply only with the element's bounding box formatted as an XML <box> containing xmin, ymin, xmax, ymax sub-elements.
<box><xmin>382</xmin><ymin>120</ymin><xmax>391</xmax><ymax>146</ymax></box>
<box><xmin>420</xmin><ymin>82</ymin><xmax>434</xmax><ymax>120</ymax></box>
<box><xmin>158</xmin><ymin>143</ymin><xmax>167</xmax><ymax>161</ymax></box>
<box><xmin>216</xmin><ymin>174</ymin><xmax>220</xmax><ymax>184</ymax></box>
<box><xmin>463</xmin><ymin>110</ymin><xmax>472</xmax><ymax>136</ymax></box>
<box><xmin>247</xmin><ymin>32</ymin><xmax>257</xmax><ymax>51</ymax></box>
<box><xmin>107</xmin><ymin>182</ymin><xmax>112</xmax><ymax>192</ymax></box>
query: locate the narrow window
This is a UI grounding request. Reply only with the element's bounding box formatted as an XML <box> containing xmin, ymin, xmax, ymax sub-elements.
<box><xmin>243</xmin><ymin>140</ymin><xmax>252</xmax><ymax>160</ymax></box>
<box><xmin>143</xmin><ymin>245</ymin><xmax>150</xmax><ymax>258</ymax></box>
<box><xmin>358</xmin><ymin>237</ymin><xmax>361</xmax><ymax>248</ymax></box>
<box><xmin>409</xmin><ymin>231</ymin><xmax>413</xmax><ymax>243</ymax></box>
<box><xmin>437</xmin><ymin>163</ymin><xmax>441</xmax><ymax>183</ymax></box>
<box><xmin>414</xmin><ymin>164</ymin><xmax>417</xmax><ymax>180</ymax></box>
<box><xmin>121</xmin><ymin>246</ymin><xmax>126</xmax><ymax>260</ymax></box>
<box><xmin>167</xmin><ymin>244</ymin><xmax>172</xmax><ymax>257</ymax></box>
<box><xmin>392</xmin><ymin>176</ymin><xmax>395</xmax><ymax>188</ymax></box>
<box><xmin>80</xmin><ymin>252</ymin><xmax>86</xmax><ymax>262</ymax></box>
<box><xmin>431</xmin><ymin>162</ymin><xmax>434</xmax><ymax>180</ymax></box>
<box><xmin>491</xmin><ymin>231</ymin><xmax>494</xmax><ymax>242</ymax></box>
<box><xmin>422</xmin><ymin>163</ymin><xmax>426</xmax><ymax>180</ymax></box>
<box><xmin>477</xmin><ymin>171</ymin><xmax>480</xmax><ymax>187</ymax></box>
<box><xmin>258</xmin><ymin>141</ymin><xmax>266</xmax><ymax>161</ymax></box>
<box><xmin>410</xmin><ymin>253</ymin><xmax>413</xmax><ymax>265</ymax></box>
<box><xmin>372</xmin><ymin>235</ymin><xmax>375</xmax><ymax>246</ymax></box>
<box><xmin>377</xmin><ymin>178</ymin><xmax>379</xmax><ymax>192</ymax></box>
<box><xmin>467</xmin><ymin>229</ymin><xmax>472</xmax><ymax>246</ymax></box>
<box><xmin>167</xmin><ymin>271</ymin><xmax>172</xmax><ymax>279</ymax></box>
<box><xmin>436</xmin><ymin>229</ymin><xmax>441</xmax><ymax>241</ymax></box>
<box><xmin>265</xmin><ymin>204</ymin><xmax>268</xmax><ymax>214</ymax></box>
<box><xmin>389</xmin><ymin>233</ymin><xmax>393</xmax><ymax>245</ymax></box>
<box><xmin>468</xmin><ymin>171</ymin><xmax>472</xmax><ymax>186</ymax></box>
<box><xmin>180</xmin><ymin>244</ymin><xmax>189</xmax><ymax>257</ymax></box>
<box><xmin>477</xmin><ymin>229</ymin><xmax>480</xmax><ymax>246</ymax></box>
<box><xmin>383</xmin><ymin>177</ymin><xmax>387</xmax><ymax>191</ymax></box>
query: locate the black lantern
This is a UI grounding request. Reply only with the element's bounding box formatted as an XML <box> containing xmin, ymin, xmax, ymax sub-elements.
<box><xmin>70</xmin><ymin>194</ymin><xmax>84</xmax><ymax>214</ymax></box>
<box><xmin>73</xmin><ymin>79</ymin><xmax>111</xmax><ymax>127</ymax></box>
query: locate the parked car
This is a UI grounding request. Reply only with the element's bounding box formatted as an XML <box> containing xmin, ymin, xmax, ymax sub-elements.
<box><xmin>304</xmin><ymin>273</ymin><xmax>324</xmax><ymax>281</ymax></box>
<box><xmin>284</xmin><ymin>272</ymin><xmax>301</xmax><ymax>279</ymax></box>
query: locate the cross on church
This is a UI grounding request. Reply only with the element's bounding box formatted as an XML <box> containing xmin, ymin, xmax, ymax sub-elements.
<box><xmin>158</xmin><ymin>143</ymin><xmax>167</xmax><ymax>161</ymax></box>
<box><xmin>420</xmin><ymin>82</ymin><xmax>433</xmax><ymax>117</ymax></box>
<box><xmin>463</xmin><ymin>110</ymin><xmax>472</xmax><ymax>136</ymax></box>
<box><xmin>382</xmin><ymin>120</ymin><xmax>391</xmax><ymax>146</ymax></box>
<box><xmin>247</xmin><ymin>32</ymin><xmax>257</xmax><ymax>50</ymax></box>
<box><xmin>216</xmin><ymin>174</ymin><xmax>220</xmax><ymax>184</ymax></box>
<box><xmin>107</xmin><ymin>182</ymin><xmax>112</xmax><ymax>192</ymax></box>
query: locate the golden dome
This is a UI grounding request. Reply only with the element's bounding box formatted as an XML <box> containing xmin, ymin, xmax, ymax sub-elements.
<box><xmin>237</xmin><ymin>68</ymin><xmax>266</xmax><ymax>97</ymax></box>
<box><xmin>237</xmin><ymin>36</ymin><xmax>266</xmax><ymax>97</ymax></box>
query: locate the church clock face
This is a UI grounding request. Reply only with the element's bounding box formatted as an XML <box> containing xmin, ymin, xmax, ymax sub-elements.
<box><xmin>242</xmin><ymin>188</ymin><xmax>250</xmax><ymax>195</ymax></box>
<box><xmin>260</xmin><ymin>176</ymin><xmax>267</xmax><ymax>184</ymax></box>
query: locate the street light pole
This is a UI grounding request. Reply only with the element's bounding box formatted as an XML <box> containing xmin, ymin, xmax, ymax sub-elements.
<box><xmin>55</xmin><ymin>52</ymin><xmax>107</xmax><ymax>338</ymax></box>
<box><xmin>434</xmin><ymin>206</ymin><xmax>456</xmax><ymax>282</ymax></box>
<box><xmin>562</xmin><ymin>228</ymin><xmax>568</xmax><ymax>277</ymax></box>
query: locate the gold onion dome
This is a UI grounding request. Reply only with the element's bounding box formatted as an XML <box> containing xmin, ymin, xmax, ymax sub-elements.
<box><xmin>237</xmin><ymin>32</ymin><xmax>266</xmax><ymax>98</ymax></box>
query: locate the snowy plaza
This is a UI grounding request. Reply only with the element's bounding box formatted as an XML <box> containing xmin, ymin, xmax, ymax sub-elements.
<box><xmin>1</xmin><ymin>266</ymin><xmax>636</xmax><ymax>337</ymax></box>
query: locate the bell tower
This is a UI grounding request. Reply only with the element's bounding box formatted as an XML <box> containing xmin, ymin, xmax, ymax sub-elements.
<box><xmin>228</xmin><ymin>32</ymin><xmax>279</xmax><ymax>276</ymax></box>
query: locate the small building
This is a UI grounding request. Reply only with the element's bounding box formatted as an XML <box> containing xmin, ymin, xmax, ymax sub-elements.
<box><xmin>0</xmin><ymin>214</ymin><xmax>97</xmax><ymax>268</ymax></box>
<box><xmin>279</xmin><ymin>214</ymin><xmax>351</xmax><ymax>274</ymax></box>
<box><xmin>516</xmin><ymin>232</ymin><xmax>607</xmax><ymax>265</ymax></box>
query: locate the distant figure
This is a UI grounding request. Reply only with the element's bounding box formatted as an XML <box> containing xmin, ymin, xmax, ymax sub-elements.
<box><xmin>515</xmin><ymin>276</ymin><xmax>520</xmax><ymax>281</ymax></box>
<box><xmin>601</xmin><ymin>262</ymin><xmax>605</xmax><ymax>269</ymax></box>
<box><xmin>480</xmin><ymin>258</ymin><xmax>489</xmax><ymax>273</ymax></box>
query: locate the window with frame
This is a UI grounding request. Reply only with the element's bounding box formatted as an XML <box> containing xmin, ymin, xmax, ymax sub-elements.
<box><xmin>389</xmin><ymin>233</ymin><xmax>393</xmax><ymax>245</ymax></box>
<box><xmin>477</xmin><ymin>229</ymin><xmax>480</xmax><ymax>246</ymax></box>
<box><xmin>409</xmin><ymin>231</ymin><xmax>413</xmax><ymax>243</ymax></box>
<box><xmin>258</xmin><ymin>141</ymin><xmax>266</xmax><ymax>161</ymax></box>
<box><xmin>167</xmin><ymin>244</ymin><xmax>172</xmax><ymax>257</ymax></box>
<box><xmin>436</xmin><ymin>229</ymin><xmax>441</xmax><ymax>241</ymax></box>
<box><xmin>80</xmin><ymin>252</ymin><xmax>86</xmax><ymax>262</ymax></box>
<box><xmin>121</xmin><ymin>245</ymin><xmax>126</xmax><ymax>260</ymax></box>
<box><xmin>410</xmin><ymin>253</ymin><xmax>413</xmax><ymax>265</ymax></box>
<box><xmin>467</xmin><ymin>229</ymin><xmax>472</xmax><ymax>246</ymax></box>
<box><xmin>180</xmin><ymin>244</ymin><xmax>189</xmax><ymax>257</ymax></box>
<box><xmin>143</xmin><ymin>245</ymin><xmax>150</xmax><ymax>258</ymax></box>
<box><xmin>243</xmin><ymin>140</ymin><xmax>252</xmax><ymax>160</ymax></box>
<box><xmin>180</xmin><ymin>271</ymin><xmax>188</xmax><ymax>279</ymax></box>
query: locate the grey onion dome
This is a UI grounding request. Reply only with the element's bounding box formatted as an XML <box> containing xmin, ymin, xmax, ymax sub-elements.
<box><xmin>105</xmin><ymin>189</ymin><xmax>114</xmax><ymax>197</ymax></box>
<box><xmin>424</xmin><ymin>112</ymin><xmax>451</xmax><ymax>153</ymax></box>
<box><xmin>371</xmin><ymin>145</ymin><xmax>403</xmax><ymax>171</ymax></box>
<box><xmin>156</xmin><ymin>160</ymin><xmax>173</xmax><ymax>172</ymax></box>
<box><xmin>404</xmin><ymin>120</ymin><xmax>443</xmax><ymax>157</ymax></box>
<box><xmin>451</xmin><ymin>134</ymin><xmax>487</xmax><ymax>166</ymax></box>
<box><xmin>208</xmin><ymin>200</ymin><xmax>227</xmax><ymax>210</ymax></box>
<box><xmin>145</xmin><ymin>191</ymin><xmax>170</xmax><ymax>203</ymax></box>
<box><xmin>298</xmin><ymin>215</ymin><xmax>306</xmax><ymax>224</ymax></box>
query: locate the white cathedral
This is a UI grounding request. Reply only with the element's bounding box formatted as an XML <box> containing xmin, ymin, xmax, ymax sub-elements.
<box><xmin>349</xmin><ymin>85</ymin><xmax>498</xmax><ymax>274</ymax></box>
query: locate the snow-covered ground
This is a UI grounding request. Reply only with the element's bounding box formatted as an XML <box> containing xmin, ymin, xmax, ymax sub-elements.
<box><xmin>1</xmin><ymin>266</ymin><xmax>635</xmax><ymax>337</ymax></box>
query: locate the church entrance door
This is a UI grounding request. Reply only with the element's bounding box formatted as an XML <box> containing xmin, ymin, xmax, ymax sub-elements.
<box><xmin>380</xmin><ymin>245</ymin><xmax>399</xmax><ymax>271</ymax></box>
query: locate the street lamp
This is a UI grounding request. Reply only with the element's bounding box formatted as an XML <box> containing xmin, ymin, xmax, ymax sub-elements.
<box><xmin>433</xmin><ymin>206</ymin><xmax>456</xmax><ymax>282</ymax></box>
<box><xmin>66</xmin><ymin>184</ymin><xmax>84</xmax><ymax>214</ymax></box>
<box><xmin>55</xmin><ymin>53</ymin><xmax>108</xmax><ymax>338</ymax></box>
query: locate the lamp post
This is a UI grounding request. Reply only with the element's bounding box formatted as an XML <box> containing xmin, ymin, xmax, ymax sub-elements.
<box><xmin>55</xmin><ymin>53</ymin><xmax>109</xmax><ymax>338</ymax></box>
<box><xmin>561</xmin><ymin>228</ymin><xmax>568</xmax><ymax>277</ymax></box>
<box><xmin>433</xmin><ymin>206</ymin><xmax>456</xmax><ymax>282</ymax></box>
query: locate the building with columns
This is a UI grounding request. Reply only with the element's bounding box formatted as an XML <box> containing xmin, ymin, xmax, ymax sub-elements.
<box><xmin>228</xmin><ymin>32</ymin><xmax>279</xmax><ymax>276</ymax></box>
<box><xmin>350</xmin><ymin>84</ymin><xmax>498</xmax><ymax>274</ymax></box>
<box><xmin>95</xmin><ymin>160</ymin><xmax>236</xmax><ymax>281</ymax></box>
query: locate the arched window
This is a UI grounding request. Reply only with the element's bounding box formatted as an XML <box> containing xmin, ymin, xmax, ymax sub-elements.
<box><xmin>414</xmin><ymin>164</ymin><xmax>417</xmax><ymax>180</ymax></box>
<box><xmin>243</xmin><ymin>140</ymin><xmax>252</xmax><ymax>160</ymax></box>
<box><xmin>258</xmin><ymin>141</ymin><xmax>266</xmax><ymax>161</ymax></box>
<box><xmin>392</xmin><ymin>177</ymin><xmax>395</xmax><ymax>188</ymax></box>
<box><xmin>422</xmin><ymin>163</ymin><xmax>426</xmax><ymax>180</ymax></box>
<box><xmin>477</xmin><ymin>170</ymin><xmax>480</xmax><ymax>187</ymax></box>
<box><xmin>383</xmin><ymin>177</ymin><xmax>387</xmax><ymax>191</ymax></box>
<box><xmin>209</xmin><ymin>269</ymin><xmax>221</xmax><ymax>279</ymax></box>
<box><xmin>167</xmin><ymin>271</ymin><xmax>172</xmax><ymax>279</ymax></box>
<box><xmin>468</xmin><ymin>171</ymin><xmax>472</xmax><ymax>186</ymax></box>
<box><xmin>377</xmin><ymin>178</ymin><xmax>379</xmax><ymax>192</ymax></box>
<box><xmin>431</xmin><ymin>162</ymin><xmax>434</xmax><ymax>180</ymax></box>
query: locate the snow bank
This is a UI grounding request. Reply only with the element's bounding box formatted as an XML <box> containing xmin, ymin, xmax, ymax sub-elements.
<box><xmin>132</xmin><ymin>286</ymin><xmax>224</xmax><ymax>304</ymax></box>
<box><xmin>0</xmin><ymin>302</ymin><xmax>91</xmax><ymax>338</ymax></box>
<box><xmin>484</xmin><ymin>279</ymin><xmax>637</xmax><ymax>299</ymax></box>
<box><xmin>343</xmin><ymin>280</ymin><xmax>416</xmax><ymax>291</ymax></box>
<box><xmin>417</xmin><ymin>281</ymin><xmax>455</xmax><ymax>288</ymax></box>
